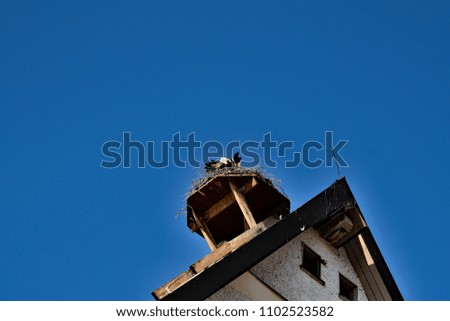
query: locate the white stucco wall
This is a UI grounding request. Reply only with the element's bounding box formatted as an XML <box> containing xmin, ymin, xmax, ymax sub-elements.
<box><xmin>208</xmin><ymin>228</ymin><xmax>368</xmax><ymax>301</ymax></box>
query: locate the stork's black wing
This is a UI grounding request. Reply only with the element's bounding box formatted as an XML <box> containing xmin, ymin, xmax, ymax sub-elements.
<box><xmin>233</xmin><ymin>152</ymin><xmax>242</xmax><ymax>165</ymax></box>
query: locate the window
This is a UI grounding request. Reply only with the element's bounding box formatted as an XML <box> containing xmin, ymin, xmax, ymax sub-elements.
<box><xmin>339</xmin><ymin>274</ymin><xmax>358</xmax><ymax>301</ymax></box>
<box><xmin>300</xmin><ymin>244</ymin><xmax>325</xmax><ymax>285</ymax></box>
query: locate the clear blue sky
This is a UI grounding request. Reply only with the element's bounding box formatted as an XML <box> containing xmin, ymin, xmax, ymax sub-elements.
<box><xmin>1</xmin><ymin>1</ymin><xmax>449</xmax><ymax>300</ymax></box>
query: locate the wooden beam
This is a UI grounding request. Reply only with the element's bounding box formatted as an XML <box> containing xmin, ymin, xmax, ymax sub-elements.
<box><xmin>190</xmin><ymin>243</ymin><xmax>231</xmax><ymax>274</ymax></box>
<box><xmin>229</xmin><ymin>181</ymin><xmax>257</xmax><ymax>228</ymax></box>
<box><xmin>190</xmin><ymin>216</ymin><xmax>278</xmax><ymax>274</ymax></box>
<box><xmin>202</xmin><ymin>193</ymin><xmax>235</xmax><ymax>221</ymax></box>
<box><xmin>191</xmin><ymin>208</ymin><xmax>216</xmax><ymax>251</ymax></box>
<box><xmin>202</xmin><ymin>178</ymin><xmax>258</xmax><ymax>222</ymax></box>
<box><xmin>152</xmin><ymin>270</ymin><xmax>194</xmax><ymax>300</ymax></box>
<box><xmin>357</xmin><ymin>234</ymin><xmax>391</xmax><ymax>300</ymax></box>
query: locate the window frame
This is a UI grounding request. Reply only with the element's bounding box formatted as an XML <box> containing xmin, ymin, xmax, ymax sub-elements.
<box><xmin>300</xmin><ymin>243</ymin><xmax>325</xmax><ymax>286</ymax></box>
<box><xmin>339</xmin><ymin>273</ymin><xmax>358</xmax><ymax>301</ymax></box>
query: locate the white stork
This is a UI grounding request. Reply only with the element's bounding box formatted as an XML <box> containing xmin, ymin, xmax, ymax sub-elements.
<box><xmin>205</xmin><ymin>152</ymin><xmax>242</xmax><ymax>172</ymax></box>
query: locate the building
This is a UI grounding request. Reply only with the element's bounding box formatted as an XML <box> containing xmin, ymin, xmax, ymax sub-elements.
<box><xmin>152</xmin><ymin>171</ymin><xmax>402</xmax><ymax>301</ymax></box>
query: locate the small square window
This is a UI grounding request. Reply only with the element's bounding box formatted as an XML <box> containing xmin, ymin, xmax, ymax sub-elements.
<box><xmin>339</xmin><ymin>274</ymin><xmax>358</xmax><ymax>301</ymax></box>
<box><xmin>300</xmin><ymin>244</ymin><xmax>324</xmax><ymax>285</ymax></box>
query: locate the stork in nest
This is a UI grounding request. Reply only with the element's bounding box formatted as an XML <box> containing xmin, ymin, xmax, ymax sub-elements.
<box><xmin>204</xmin><ymin>152</ymin><xmax>242</xmax><ymax>172</ymax></box>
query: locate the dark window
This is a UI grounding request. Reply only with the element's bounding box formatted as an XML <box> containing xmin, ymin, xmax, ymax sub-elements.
<box><xmin>300</xmin><ymin>244</ymin><xmax>324</xmax><ymax>285</ymax></box>
<box><xmin>339</xmin><ymin>274</ymin><xmax>358</xmax><ymax>301</ymax></box>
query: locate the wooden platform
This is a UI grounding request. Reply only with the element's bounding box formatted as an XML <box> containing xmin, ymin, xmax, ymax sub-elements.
<box><xmin>187</xmin><ymin>173</ymin><xmax>290</xmax><ymax>247</ymax></box>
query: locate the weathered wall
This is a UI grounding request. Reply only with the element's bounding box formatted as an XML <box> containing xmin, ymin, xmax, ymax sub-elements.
<box><xmin>250</xmin><ymin>228</ymin><xmax>368</xmax><ymax>301</ymax></box>
<box><xmin>208</xmin><ymin>228</ymin><xmax>368</xmax><ymax>301</ymax></box>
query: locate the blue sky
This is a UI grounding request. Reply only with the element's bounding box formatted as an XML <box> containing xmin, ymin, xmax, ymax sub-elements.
<box><xmin>1</xmin><ymin>1</ymin><xmax>449</xmax><ymax>300</ymax></box>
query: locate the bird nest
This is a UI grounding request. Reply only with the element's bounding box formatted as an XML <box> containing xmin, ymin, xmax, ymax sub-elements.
<box><xmin>187</xmin><ymin>166</ymin><xmax>288</xmax><ymax>199</ymax></box>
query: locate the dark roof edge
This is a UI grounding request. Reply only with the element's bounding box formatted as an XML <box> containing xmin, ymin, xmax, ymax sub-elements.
<box><xmin>295</xmin><ymin>177</ymin><xmax>358</xmax><ymax>228</ymax></box>
<box><xmin>360</xmin><ymin>227</ymin><xmax>403</xmax><ymax>300</ymax></box>
<box><xmin>156</xmin><ymin>208</ymin><xmax>304</xmax><ymax>300</ymax></box>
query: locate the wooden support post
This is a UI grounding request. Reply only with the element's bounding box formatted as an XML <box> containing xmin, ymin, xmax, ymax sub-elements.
<box><xmin>202</xmin><ymin>178</ymin><xmax>259</xmax><ymax>223</ymax></box>
<box><xmin>229</xmin><ymin>181</ymin><xmax>257</xmax><ymax>228</ymax></box>
<box><xmin>191</xmin><ymin>209</ymin><xmax>216</xmax><ymax>251</ymax></box>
